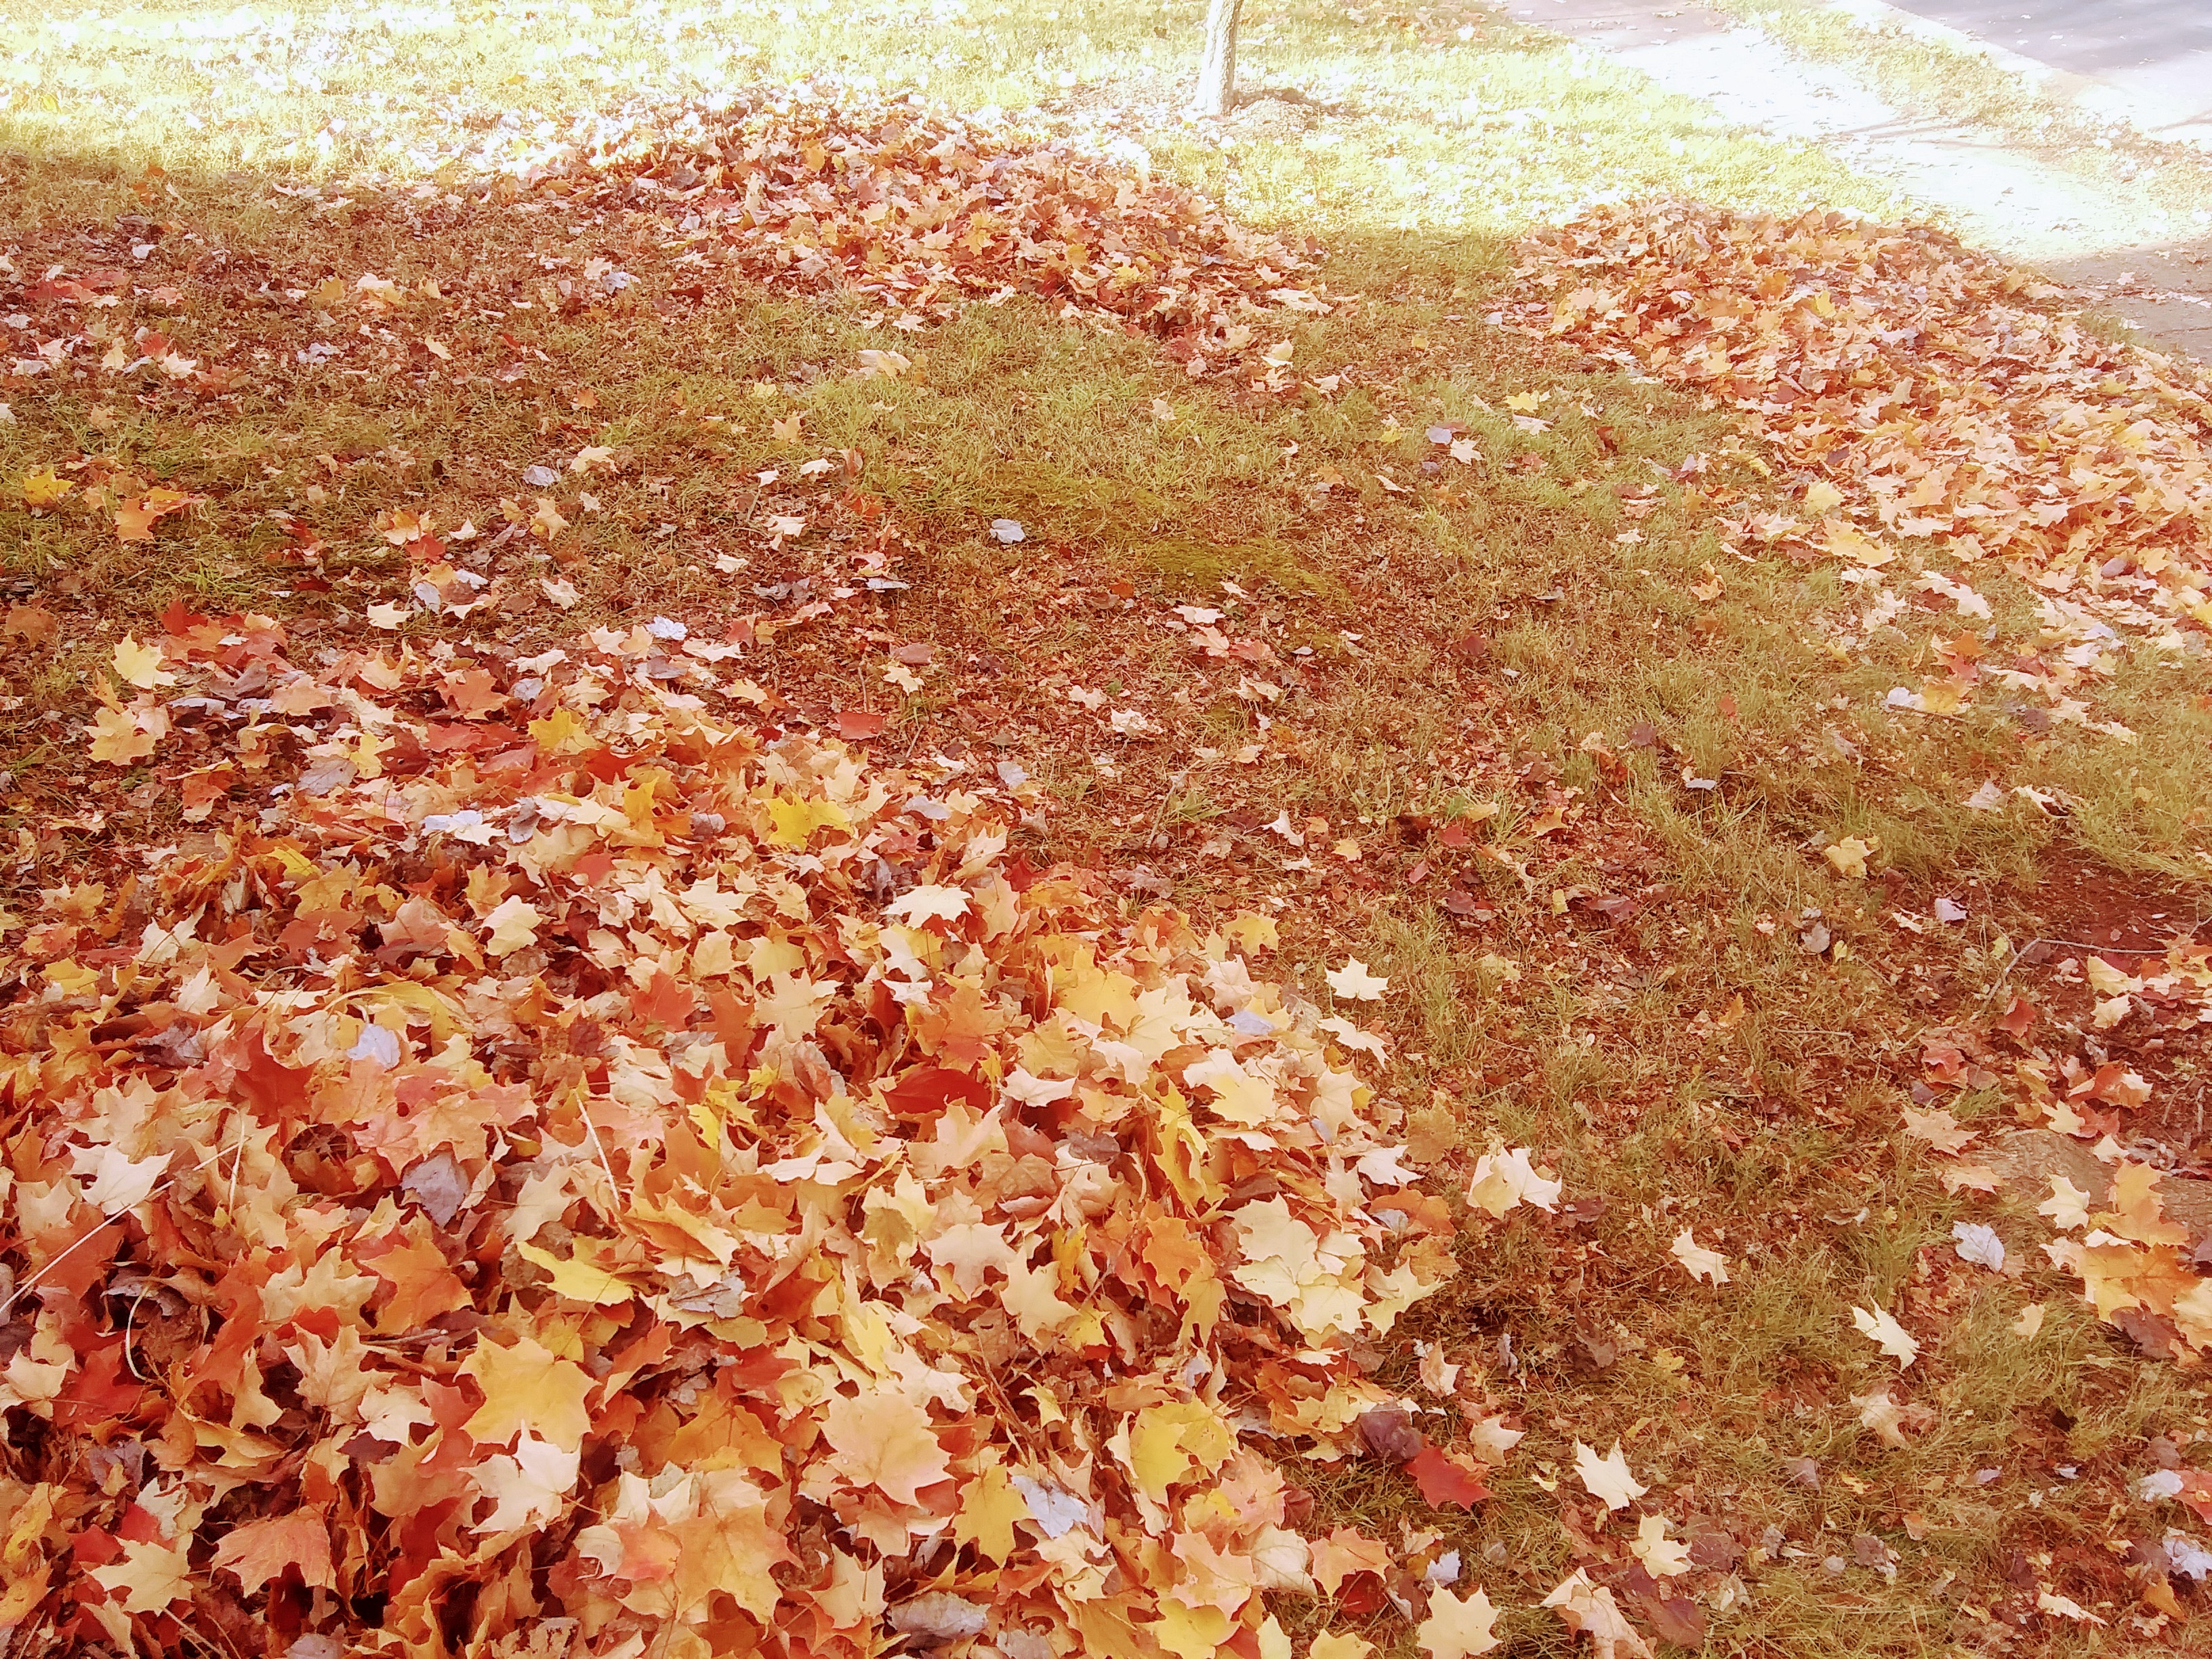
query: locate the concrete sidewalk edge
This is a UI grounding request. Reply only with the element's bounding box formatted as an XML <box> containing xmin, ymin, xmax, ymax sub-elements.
<box><xmin>1816</xmin><ymin>0</ymin><xmax>2212</xmax><ymax>148</ymax></box>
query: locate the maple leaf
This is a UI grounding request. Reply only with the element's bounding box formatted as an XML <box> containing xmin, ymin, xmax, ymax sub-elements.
<box><xmin>1405</xmin><ymin>1445</ymin><xmax>1490</xmax><ymax>1509</ymax></box>
<box><xmin>1311</xmin><ymin>1635</ymin><xmax>1373</xmax><ymax>1659</ymax></box>
<box><xmin>1465</xmin><ymin>1147</ymin><xmax>1561</xmax><ymax>1217</ymax></box>
<box><xmin>951</xmin><ymin>1462</ymin><xmax>1028</xmax><ymax>1562</ymax></box>
<box><xmin>18</xmin><ymin>467</ymin><xmax>72</xmax><ymax>508</ymax></box>
<box><xmin>1000</xmin><ymin>1253</ymin><xmax>1090</xmax><ymax>1341</ymax></box>
<box><xmin>2036</xmin><ymin>1589</ymin><xmax>2104</xmax><ymax>1625</ymax></box>
<box><xmin>482</xmin><ymin>895</ymin><xmax>542</xmax><ymax>957</ymax></box>
<box><xmin>1900</xmin><ymin>1106</ymin><xmax>1977</xmax><ymax>1155</ymax></box>
<box><xmin>886</xmin><ymin>884</ymin><xmax>969</xmax><ymax>926</ymax></box>
<box><xmin>1309</xmin><ymin>1526</ymin><xmax>1392</xmax><ymax>1596</ymax></box>
<box><xmin>86</xmin><ymin>700</ymin><xmax>166</xmax><ymax>764</ymax></box>
<box><xmin>1823</xmin><ymin>836</ymin><xmax>1875</xmax><ymax>878</ymax></box>
<box><xmin>460</xmin><ymin>1333</ymin><xmax>594</xmax><ymax>1453</ymax></box>
<box><xmin>1418</xmin><ymin>1586</ymin><xmax>1502</xmax><ymax>1659</ymax></box>
<box><xmin>1542</xmin><ymin>1569</ymin><xmax>1654</xmax><ymax>1659</ymax></box>
<box><xmin>73</xmin><ymin>1143</ymin><xmax>168</xmax><ymax>1215</ymax></box>
<box><xmin>211</xmin><ymin>1510</ymin><xmax>335</xmax><ymax>1593</ymax></box>
<box><xmin>90</xmin><ymin>1537</ymin><xmax>192</xmax><ymax>1614</ymax></box>
<box><xmin>1851</xmin><ymin>1386</ymin><xmax>1934</xmax><ymax>1449</ymax></box>
<box><xmin>764</xmin><ymin>792</ymin><xmax>850</xmax><ymax>846</ymax></box>
<box><xmin>1128</xmin><ymin>1401</ymin><xmax>1235</xmax><ymax>1498</ymax></box>
<box><xmin>2038</xmin><ymin>1174</ymin><xmax>2093</xmax><ymax>1229</ymax></box>
<box><xmin>472</xmin><ymin>1434</ymin><xmax>582</xmax><ymax>1533</ymax></box>
<box><xmin>1573</xmin><ymin>1439</ymin><xmax>1648</xmax><ymax>1510</ymax></box>
<box><xmin>926</xmin><ymin>1221</ymin><xmax>1020</xmax><ymax>1296</ymax></box>
<box><xmin>111</xmin><ymin>634</ymin><xmax>176</xmax><ymax>690</ymax></box>
<box><xmin>1630</xmin><ymin>1514</ymin><xmax>1692</xmax><ymax>1577</ymax></box>
<box><xmin>1851</xmin><ymin>1304</ymin><xmax>1920</xmax><ymax>1367</ymax></box>
<box><xmin>1325</xmin><ymin>957</ymin><xmax>1389</xmax><ymax>1001</ymax></box>
<box><xmin>1182</xmin><ymin>1048</ymin><xmax>1277</xmax><ymax>1126</ymax></box>
<box><xmin>363</xmin><ymin>1224</ymin><xmax>474</xmax><ymax>1329</ymax></box>
<box><xmin>1669</xmin><ymin>1229</ymin><xmax>1728</xmax><ymax>1285</ymax></box>
<box><xmin>113</xmin><ymin>486</ymin><xmax>199</xmax><ymax>543</ymax></box>
<box><xmin>517</xmin><ymin>1240</ymin><xmax>635</xmax><ymax>1307</ymax></box>
<box><xmin>822</xmin><ymin>1385</ymin><xmax>951</xmax><ymax>1505</ymax></box>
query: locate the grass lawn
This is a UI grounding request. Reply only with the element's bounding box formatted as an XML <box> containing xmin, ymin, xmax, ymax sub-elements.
<box><xmin>4</xmin><ymin>3</ymin><xmax>2212</xmax><ymax>1656</ymax></box>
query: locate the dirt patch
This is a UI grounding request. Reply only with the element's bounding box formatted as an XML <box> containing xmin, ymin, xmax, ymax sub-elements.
<box><xmin>2009</xmin><ymin>855</ymin><xmax>2212</xmax><ymax>960</ymax></box>
<box><xmin>1995</xmin><ymin>856</ymin><xmax>2212</xmax><ymax>1161</ymax></box>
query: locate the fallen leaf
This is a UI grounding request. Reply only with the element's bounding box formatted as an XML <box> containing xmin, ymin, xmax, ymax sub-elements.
<box><xmin>1325</xmin><ymin>958</ymin><xmax>1389</xmax><ymax>1001</ymax></box>
<box><xmin>1542</xmin><ymin>1568</ymin><xmax>1654</xmax><ymax>1658</ymax></box>
<box><xmin>1851</xmin><ymin>1304</ymin><xmax>1920</xmax><ymax>1367</ymax></box>
<box><xmin>1573</xmin><ymin>1439</ymin><xmax>1648</xmax><ymax>1510</ymax></box>
<box><xmin>1417</xmin><ymin>1585</ymin><xmax>1502</xmax><ymax>1659</ymax></box>
<box><xmin>1669</xmin><ymin>1229</ymin><xmax>1729</xmax><ymax>1285</ymax></box>
<box><xmin>1629</xmin><ymin>1514</ymin><xmax>1692</xmax><ymax>1578</ymax></box>
<box><xmin>211</xmin><ymin>1510</ymin><xmax>336</xmax><ymax>1592</ymax></box>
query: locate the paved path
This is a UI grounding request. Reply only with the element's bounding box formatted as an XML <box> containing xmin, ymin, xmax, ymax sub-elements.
<box><xmin>1882</xmin><ymin>0</ymin><xmax>2212</xmax><ymax>76</ymax></box>
<box><xmin>1879</xmin><ymin>0</ymin><xmax>2212</xmax><ymax>146</ymax></box>
<box><xmin>1501</xmin><ymin>0</ymin><xmax>2212</xmax><ymax>362</ymax></box>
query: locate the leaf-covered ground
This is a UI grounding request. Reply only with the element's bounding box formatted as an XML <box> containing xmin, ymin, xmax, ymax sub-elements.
<box><xmin>8</xmin><ymin>5</ymin><xmax>2212</xmax><ymax>1659</ymax></box>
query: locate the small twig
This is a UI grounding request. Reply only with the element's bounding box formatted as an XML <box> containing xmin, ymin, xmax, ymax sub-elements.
<box><xmin>575</xmin><ymin>1092</ymin><xmax>625</xmax><ymax>1205</ymax></box>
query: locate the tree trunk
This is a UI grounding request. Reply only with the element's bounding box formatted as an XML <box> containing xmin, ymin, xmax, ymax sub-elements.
<box><xmin>1195</xmin><ymin>0</ymin><xmax>1244</xmax><ymax>117</ymax></box>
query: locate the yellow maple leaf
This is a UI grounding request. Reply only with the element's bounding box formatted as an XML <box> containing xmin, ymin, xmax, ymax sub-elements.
<box><xmin>1128</xmin><ymin>1400</ymin><xmax>1235</xmax><ymax>1500</ymax></box>
<box><xmin>2099</xmin><ymin>1160</ymin><xmax>2191</xmax><ymax>1247</ymax></box>
<box><xmin>517</xmin><ymin>1240</ymin><xmax>634</xmax><ymax>1307</ymax></box>
<box><xmin>111</xmin><ymin>634</ymin><xmax>174</xmax><ymax>691</ymax></box>
<box><xmin>1822</xmin><ymin>518</ymin><xmax>1896</xmax><ymax>567</ymax></box>
<box><xmin>1152</xmin><ymin>1604</ymin><xmax>1233</xmax><ymax>1659</ymax></box>
<box><xmin>951</xmin><ymin>1461</ymin><xmax>1027</xmax><ymax>1562</ymax></box>
<box><xmin>528</xmin><ymin>707</ymin><xmax>590</xmax><ymax>754</ymax></box>
<box><xmin>764</xmin><ymin>793</ymin><xmax>850</xmax><ymax>848</ymax></box>
<box><xmin>89</xmin><ymin>1536</ymin><xmax>192</xmax><ymax>1613</ymax></box>
<box><xmin>2038</xmin><ymin>1174</ymin><xmax>2093</xmax><ymax>1229</ymax></box>
<box><xmin>460</xmin><ymin>1334</ymin><xmax>593</xmax><ymax>1454</ymax></box>
<box><xmin>1823</xmin><ymin>835</ymin><xmax>1876</xmax><ymax>879</ymax></box>
<box><xmin>18</xmin><ymin>468</ymin><xmax>71</xmax><ymax>508</ymax></box>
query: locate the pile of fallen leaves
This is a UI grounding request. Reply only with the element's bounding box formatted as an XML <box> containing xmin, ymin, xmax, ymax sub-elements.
<box><xmin>1513</xmin><ymin>203</ymin><xmax>2212</xmax><ymax>733</ymax></box>
<box><xmin>560</xmin><ymin>93</ymin><xmax>1332</xmax><ymax>365</ymax></box>
<box><xmin>0</xmin><ymin>605</ymin><xmax>1533</xmax><ymax>1656</ymax></box>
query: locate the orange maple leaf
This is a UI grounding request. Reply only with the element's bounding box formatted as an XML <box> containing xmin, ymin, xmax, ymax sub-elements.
<box><xmin>821</xmin><ymin>1385</ymin><xmax>950</xmax><ymax>1505</ymax></box>
<box><xmin>211</xmin><ymin>1510</ymin><xmax>335</xmax><ymax>1593</ymax></box>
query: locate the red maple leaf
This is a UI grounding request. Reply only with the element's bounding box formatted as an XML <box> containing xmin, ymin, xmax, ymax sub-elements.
<box><xmin>1406</xmin><ymin>1446</ymin><xmax>1491</xmax><ymax>1509</ymax></box>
